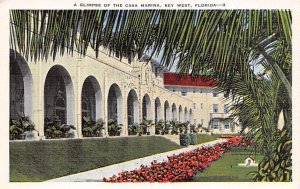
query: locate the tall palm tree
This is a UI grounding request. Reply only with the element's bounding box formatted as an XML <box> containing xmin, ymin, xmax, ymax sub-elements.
<box><xmin>9</xmin><ymin>10</ymin><xmax>292</xmax><ymax>181</ymax></box>
<box><xmin>9</xmin><ymin>10</ymin><xmax>291</xmax><ymax>100</ymax></box>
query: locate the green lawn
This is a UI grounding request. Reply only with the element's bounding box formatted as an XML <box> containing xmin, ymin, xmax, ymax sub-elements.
<box><xmin>193</xmin><ymin>147</ymin><xmax>264</xmax><ymax>182</ymax></box>
<box><xmin>10</xmin><ymin>136</ymin><xmax>180</xmax><ymax>182</ymax></box>
<box><xmin>196</xmin><ymin>134</ymin><xmax>220</xmax><ymax>144</ymax></box>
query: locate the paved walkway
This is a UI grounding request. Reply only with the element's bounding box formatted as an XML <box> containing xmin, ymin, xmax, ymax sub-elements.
<box><xmin>47</xmin><ymin>139</ymin><xmax>227</xmax><ymax>182</ymax></box>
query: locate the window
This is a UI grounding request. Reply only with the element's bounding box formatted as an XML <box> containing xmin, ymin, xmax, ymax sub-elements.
<box><xmin>193</xmin><ymin>88</ymin><xmax>196</xmax><ymax>93</ymax></box>
<box><xmin>213</xmin><ymin>104</ymin><xmax>219</xmax><ymax>113</ymax></box>
<box><xmin>181</xmin><ymin>91</ymin><xmax>187</xmax><ymax>96</ymax></box>
<box><xmin>225</xmin><ymin>124</ymin><xmax>230</xmax><ymax>129</ymax></box>
<box><xmin>200</xmin><ymin>89</ymin><xmax>203</xmax><ymax>93</ymax></box>
<box><xmin>193</xmin><ymin>103</ymin><xmax>196</xmax><ymax>109</ymax></box>
<box><xmin>172</xmin><ymin>88</ymin><xmax>176</xmax><ymax>92</ymax></box>
<box><xmin>224</xmin><ymin>104</ymin><xmax>229</xmax><ymax>114</ymax></box>
<box><xmin>212</xmin><ymin>120</ymin><xmax>219</xmax><ymax>129</ymax></box>
<box><xmin>200</xmin><ymin>103</ymin><xmax>203</xmax><ymax>109</ymax></box>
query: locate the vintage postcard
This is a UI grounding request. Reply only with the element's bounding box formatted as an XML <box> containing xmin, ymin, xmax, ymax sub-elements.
<box><xmin>0</xmin><ymin>0</ymin><xmax>299</xmax><ymax>189</ymax></box>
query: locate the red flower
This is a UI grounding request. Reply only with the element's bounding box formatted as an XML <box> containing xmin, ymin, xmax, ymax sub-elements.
<box><xmin>103</xmin><ymin>136</ymin><xmax>250</xmax><ymax>182</ymax></box>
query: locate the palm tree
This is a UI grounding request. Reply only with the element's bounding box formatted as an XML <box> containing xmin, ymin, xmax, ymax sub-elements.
<box><xmin>9</xmin><ymin>10</ymin><xmax>292</xmax><ymax>181</ymax></box>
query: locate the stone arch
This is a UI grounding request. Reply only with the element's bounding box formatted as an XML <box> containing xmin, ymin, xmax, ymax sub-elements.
<box><xmin>81</xmin><ymin>75</ymin><xmax>102</xmax><ymax>121</ymax></box>
<box><xmin>127</xmin><ymin>89</ymin><xmax>139</xmax><ymax>125</ymax></box>
<box><xmin>10</xmin><ymin>51</ymin><xmax>33</xmax><ymax>120</ymax></box>
<box><xmin>164</xmin><ymin>100</ymin><xmax>170</xmax><ymax>121</ymax></box>
<box><xmin>172</xmin><ymin>103</ymin><xmax>177</xmax><ymax>121</ymax></box>
<box><xmin>44</xmin><ymin>65</ymin><xmax>75</xmax><ymax>125</ymax></box>
<box><xmin>107</xmin><ymin>83</ymin><xmax>123</xmax><ymax>124</ymax></box>
<box><xmin>184</xmin><ymin>107</ymin><xmax>188</xmax><ymax>122</ymax></box>
<box><xmin>179</xmin><ymin>105</ymin><xmax>183</xmax><ymax>122</ymax></box>
<box><xmin>154</xmin><ymin>97</ymin><xmax>161</xmax><ymax>123</ymax></box>
<box><xmin>142</xmin><ymin>93</ymin><xmax>151</xmax><ymax>120</ymax></box>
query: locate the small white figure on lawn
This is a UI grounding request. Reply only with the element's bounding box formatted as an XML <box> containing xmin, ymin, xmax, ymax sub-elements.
<box><xmin>238</xmin><ymin>156</ymin><xmax>258</xmax><ymax>167</ymax></box>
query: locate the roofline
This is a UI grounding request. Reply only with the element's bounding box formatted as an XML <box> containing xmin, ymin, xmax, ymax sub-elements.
<box><xmin>164</xmin><ymin>84</ymin><xmax>215</xmax><ymax>88</ymax></box>
<box><xmin>140</xmin><ymin>54</ymin><xmax>169</xmax><ymax>71</ymax></box>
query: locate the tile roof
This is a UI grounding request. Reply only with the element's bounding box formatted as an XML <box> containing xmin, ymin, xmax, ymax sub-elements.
<box><xmin>163</xmin><ymin>72</ymin><xmax>215</xmax><ymax>88</ymax></box>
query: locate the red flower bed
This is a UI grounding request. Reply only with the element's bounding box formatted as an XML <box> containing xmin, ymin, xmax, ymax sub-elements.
<box><xmin>103</xmin><ymin>136</ymin><xmax>252</xmax><ymax>182</ymax></box>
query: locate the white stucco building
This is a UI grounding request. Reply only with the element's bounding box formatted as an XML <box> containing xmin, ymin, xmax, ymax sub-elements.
<box><xmin>10</xmin><ymin>46</ymin><xmax>195</xmax><ymax>139</ymax></box>
<box><xmin>164</xmin><ymin>73</ymin><xmax>241</xmax><ymax>134</ymax></box>
<box><xmin>10</xmin><ymin>45</ymin><xmax>240</xmax><ymax>139</ymax></box>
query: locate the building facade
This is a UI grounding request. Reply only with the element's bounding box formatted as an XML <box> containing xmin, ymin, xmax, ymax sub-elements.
<box><xmin>164</xmin><ymin>73</ymin><xmax>241</xmax><ymax>134</ymax></box>
<box><xmin>9</xmin><ymin>47</ymin><xmax>195</xmax><ymax>139</ymax></box>
<box><xmin>10</xmin><ymin>42</ymin><xmax>241</xmax><ymax>139</ymax></box>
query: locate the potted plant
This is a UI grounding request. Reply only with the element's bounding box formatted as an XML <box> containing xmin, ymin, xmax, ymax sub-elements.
<box><xmin>82</xmin><ymin>116</ymin><xmax>96</xmax><ymax>137</ymax></box>
<box><xmin>82</xmin><ymin>126</ymin><xmax>93</xmax><ymax>137</ymax></box>
<box><xmin>9</xmin><ymin>119</ymin><xmax>24</xmax><ymax>140</ymax></box>
<box><xmin>136</xmin><ymin>124</ymin><xmax>143</xmax><ymax>136</ymax></box>
<box><xmin>169</xmin><ymin>120</ymin><xmax>179</xmax><ymax>135</ymax></box>
<box><xmin>140</xmin><ymin>119</ymin><xmax>155</xmax><ymax>135</ymax></box>
<box><xmin>163</xmin><ymin>121</ymin><xmax>172</xmax><ymax>135</ymax></box>
<box><xmin>52</xmin><ymin>127</ymin><xmax>63</xmax><ymax>138</ymax></box>
<box><xmin>9</xmin><ymin>112</ymin><xmax>37</xmax><ymax>140</ymax></box>
<box><xmin>128</xmin><ymin>123</ymin><xmax>139</xmax><ymax>135</ymax></box>
<box><xmin>108</xmin><ymin>119</ymin><xmax>123</xmax><ymax>136</ymax></box>
<box><xmin>155</xmin><ymin>119</ymin><xmax>164</xmax><ymax>135</ymax></box>
<box><xmin>44</xmin><ymin>116</ymin><xmax>68</xmax><ymax>139</ymax></box>
<box><xmin>182</xmin><ymin>121</ymin><xmax>189</xmax><ymax>134</ymax></box>
<box><xmin>59</xmin><ymin>124</ymin><xmax>76</xmax><ymax>138</ymax></box>
<box><xmin>93</xmin><ymin>118</ymin><xmax>105</xmax><ymax>137</ymax></box>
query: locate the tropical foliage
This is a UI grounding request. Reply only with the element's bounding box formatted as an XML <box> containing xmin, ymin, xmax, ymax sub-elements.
<box><xmin>140</xmin><ymin>119</ymin><xmax>155</xmax><ymax>135</ymax></box>
<box><xmin>155</xmin><ymin>119</ymin><xmax>164</xmax><ymax>134</ymax></box>
<box><xmin>249</xmin><ymin>129</ymin><xmax>292</xmax><ymax>182</ymax></box>
<box><xmin>9</xmin><ymin>112</ymin><xmax>36</xmax><ymax>140</ymax></box>
<box><xmin>44</xmin><ymin>116</ymin><xmax>76</xmax><ymax>139</ymax></box>
<box><xmin>107</xmin><ymin>119</ymin><xmax>123</xmax><ymax>136</ymax></box>
<box><xmin>189</xmin><ymin>124</ymin><xmax>198</xmax><ymax>133</ymax></box>
<box><xmin>9</xmin><ymin>10</ymin><xmax>291</xmax><ymax>97</ymax></box>
<box><xmin>128</xmin><ymin>123</ymin><xmax>142</xmax><ymax>136</ymax></box>
<box><xmin>9</xmin><ymin>10</ymin><xmax>292</xmax><ymax>181</ymax></box>
<box><xmin>82</xmin><ymin>116</ymin><xmax>105</xmax><ymax>137</ymax></box>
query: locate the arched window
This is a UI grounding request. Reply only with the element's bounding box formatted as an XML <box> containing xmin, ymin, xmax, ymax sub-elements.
<box><xmin>10</xmin><ymin>51</ymin><xmax>33</xmax><ymax>120</ymax></box>
<box><xmin>127</xmin><ymin>89</ymin><xmax>138</xmax><ymax>126</ymax></box>
<box><xmin>155</xmin><ymin>98</ymin><xmax>161</xmax><ymax>123</ymax></box>
<box><xmin>44</xmin><ymin>65</ymin><xmax>74</xmax><ymax>127</ymax></box>
<box><xmin>107</xmin><ymin>83</ymin><xmax>123</xmax><ymax>124</ymax></box>
<box><xmin>142</xmin><ymin>94</ymin><xmax>151</xmax><ymax>120</ymax></box>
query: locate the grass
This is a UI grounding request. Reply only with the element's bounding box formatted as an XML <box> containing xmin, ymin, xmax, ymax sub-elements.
<box><xmin>193</xmin><ymin>146</ymin><xmax>264</xmax><ymax>182</ymax></box>
<box><xmin>195</xmin><ymin>134</ymin><xmax>220</xmax><ymax>144</ymax></box>
<box><xmin>10</xmin><ymin>136</ymin><xmax>180</xmax><ymax>182</ymax></box>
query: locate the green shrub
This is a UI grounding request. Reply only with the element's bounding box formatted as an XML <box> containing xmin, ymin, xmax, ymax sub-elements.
<box><xmin>189</xmin><ymin>133</ymin><xmax>197</xmax><ymax>145</ymax></box>
<box><xmin>10</xmin><ymin>136</ymin><xmax>180</xmax><ymax>181</ymax></box>
<box><xmin>10</xmin><ymin>112</ymin><xmax>36</xmax><ymax>140</ymax></box>
<box><xmin>179</xmin><ymin>133</ymin><xmax>191</xmax><ymax>146</ymax></box>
